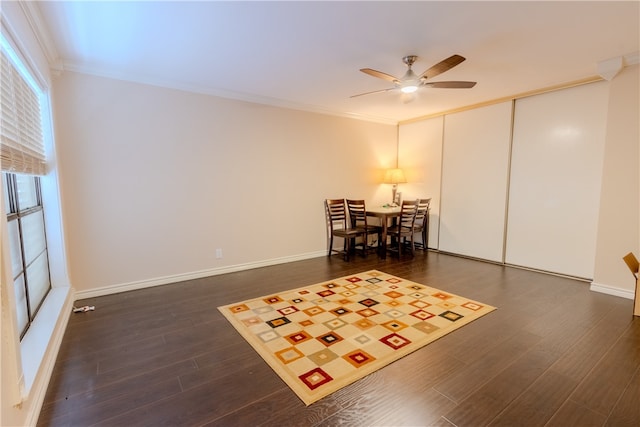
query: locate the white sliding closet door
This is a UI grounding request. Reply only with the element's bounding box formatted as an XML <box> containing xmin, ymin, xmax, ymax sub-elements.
<box><xmin>439</xmin><ymin>101</ymin><xmax>513</xmax><ymax>261</ymax></box>
<box><xmin>506</xmin><ymin>82</ymin><xmax>608</xmax><ymax>279</ymax></box>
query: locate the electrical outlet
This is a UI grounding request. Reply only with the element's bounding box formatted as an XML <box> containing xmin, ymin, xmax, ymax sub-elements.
<box><xmin>215</xmin><ymin>248</ymin><xmax>223</xmax><ymax>259</ymax></box>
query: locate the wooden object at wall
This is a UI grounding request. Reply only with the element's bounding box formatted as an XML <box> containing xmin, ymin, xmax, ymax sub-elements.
<box><xmin>622</xmin><ymin>252</ymin><xmax>639</xmax><ymax>316</ymax></box>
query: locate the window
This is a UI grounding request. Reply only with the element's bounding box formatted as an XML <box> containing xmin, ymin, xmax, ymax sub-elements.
<box><xmin>1</xmin><ymin>33</ymin><xmax>51</xmax><ymax>339</ymax></box>
<box><xmin>3</xmin><ymin>172</ymin><xmax>51</xmax><ymax>338</ymax></box>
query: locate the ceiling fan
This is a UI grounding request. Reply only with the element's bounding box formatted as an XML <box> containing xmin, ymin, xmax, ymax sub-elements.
<box><xmin>351</xmin><ymin>54</ymin><xmax>476</xmax><ymax>100</ymax></box>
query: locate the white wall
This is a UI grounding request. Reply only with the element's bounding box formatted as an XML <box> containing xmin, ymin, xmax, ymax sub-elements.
<box><xmin>52</xmin><ymin>71</ymin><xmax>397</xmax><ymax>296</ymax></box>
<box><xmin>398</xmin><ymin>117</ymin><xmax>443</xmax><ymax>248</ymax></box>
<box><xmin>592</xmin><ymin>64</ymin><xmax>640</xmax><ymax>296</ymax></box>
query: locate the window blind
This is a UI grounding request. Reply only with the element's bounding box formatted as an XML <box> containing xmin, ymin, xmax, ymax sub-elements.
<box><xmin>0</xmin><ymin>50</ymin><xmax>46</xmax><ymax>175</ymax></box>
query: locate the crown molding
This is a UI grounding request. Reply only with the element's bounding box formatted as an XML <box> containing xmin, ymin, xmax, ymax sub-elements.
<box><xmin>61</xmin><ymin>62</ymin><xmax>398</xmax><ymax>125</ymax></box>
<box><xmin>624</xmin><ymin>51</ymin><xmax>640</xmax><ymax>66</ymax></box>
<box><xmin>597</xmin><ymin>56</ymin><xmax>624</xmax><ymax>81</ymax></box>
<box><xmin>597</xmin><ymin>51</ymin><xmax>640</xmax><ymax>81</ymax></box>
<box><xmin>400</xmin><ymin>76</ymin><xmax>603</xmax><ymax>125</ymax></box>
<box><xmin>18</xmin><ymin>1</ymin><xmax>62</xmax><ymax>71</ymax></box>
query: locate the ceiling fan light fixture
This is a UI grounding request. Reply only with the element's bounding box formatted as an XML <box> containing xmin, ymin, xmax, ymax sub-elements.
<box><xmin>353</xmin><ymin>54</ymin><xmax>476</xmax><ymax>99</ymax></box>
<box><xmin>400</xmin><ymin>84</ymin><xmax>418</xmax><ymax>94</ymax></box>
<box><xmin>400</xmin><ymin>66</ymin><xmax>419</xmax><ymax>93</ymax></box>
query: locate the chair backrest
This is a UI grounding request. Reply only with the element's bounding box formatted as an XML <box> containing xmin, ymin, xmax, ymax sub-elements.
<box><xmin>623</xmin><ymin>252</ymin><xmax>639</xmax><ymax>279</ymax></box>
<box><xmin>326</xmin><ymin>199</ymin><xmax>348</xmax><ymax>231</ymax></box>
<box><xmin>346</xmin><ymin>199</ymin><xmax>368</xmax><ymax>229</ymax></box>
<box><xmin>414</xmin><ymin>198</ymin><xmax>432</xmax><ymax>227</ymax></box>
<box><xmin>398</xmin><ymin>200</ymin><xmax>418</xmax><ymax>230</ymax></box>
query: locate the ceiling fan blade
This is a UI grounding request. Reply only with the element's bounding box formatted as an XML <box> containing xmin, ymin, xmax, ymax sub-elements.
<box><xmin>419</xmin><ymin>54</ymin><xmax>466</xmax><ymax>80</ymax></box>
<box><xmin>423</xmin><ymin>81</ymin><xmax>477</xmax><ymax>89</ymax></box>
<box><xmin>350</xmin><ymin>87</ymin><xmax>396</xmax><ymax>98</ymax></box>
<box><xmin>360</xmin><ymin>68</ymin><xmax>400</xmax><ymax>84</ymax></box>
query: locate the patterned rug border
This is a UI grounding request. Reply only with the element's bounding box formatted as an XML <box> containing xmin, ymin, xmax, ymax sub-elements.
<box><xmin>218</xmin><ymin>270</ymin><xmax>496</xmax><ymax>405</ymax></box>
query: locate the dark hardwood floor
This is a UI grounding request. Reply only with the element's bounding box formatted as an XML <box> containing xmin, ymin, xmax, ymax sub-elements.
<box><xmin>38</xmin><ymin>251</ymin><xmax>640</xmax><ymax>426</ymax></box>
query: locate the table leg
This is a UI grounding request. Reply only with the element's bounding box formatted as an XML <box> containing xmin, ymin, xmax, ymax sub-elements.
<box><xmin>380</xmin><ymin>218</ymin><xmax>388</xmax><ymax>259</ymax></box>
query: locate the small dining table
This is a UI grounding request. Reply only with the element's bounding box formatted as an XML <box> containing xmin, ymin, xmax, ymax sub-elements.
<box><xmin>366</xmin><ymin>205</ymin><xmax>402</xmax><ymax>259</ymax></box>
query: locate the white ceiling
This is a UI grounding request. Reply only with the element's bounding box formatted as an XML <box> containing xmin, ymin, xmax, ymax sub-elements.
<box><xmin>32</xmin><ymin>1</ymin><xmax>639</xmax><ymax>124</ymax></box>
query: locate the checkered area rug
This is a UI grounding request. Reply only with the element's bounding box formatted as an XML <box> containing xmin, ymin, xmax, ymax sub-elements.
<box><xmin>218</xmin><ymin>270</ymin><xmax>496</xmax><ymax>405</ymax></box>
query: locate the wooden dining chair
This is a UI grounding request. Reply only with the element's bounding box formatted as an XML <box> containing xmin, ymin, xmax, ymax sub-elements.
<box><xmin>387</xmin><ymin>199</ymin><xmax>418</xmax><ymax>256</ymax></box>
<box><xmin>412</xmin><ymin>198</ymin><xmax>432</xmax><ymax>251</ymax></box>
<box><xmin>346</xmin><ymin>199</ymin><xmax>382</xmax><ymax>253</ymax></box>
<box><xmin>622</xmin><ymin>252</ymin><xmax>639</xmax><ymax>316</ymax></box>
<box><xmin>325</xmin><ymin>199</ymin><xmax>367</xmax><ymax>261</ymax></box>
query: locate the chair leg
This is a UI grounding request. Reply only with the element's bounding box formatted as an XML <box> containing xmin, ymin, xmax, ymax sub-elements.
<box><xmin>344</xmin><ymin>238</ymin><xmax>350</xmax><ymax>261</ymax></box>
<box><xmin>328</xmin><ymin>235</ymin><xmax>334</xmax><ymax>257</ymax></box>
<box><xmin>363</xmin><ymin>232</ymin><xmax>368</xmax><ymax>257</ymax></box>
<box><xmin>423</xmin><ymin>216</ymin><xmax>429</xmax><ymax>250</ymax></box>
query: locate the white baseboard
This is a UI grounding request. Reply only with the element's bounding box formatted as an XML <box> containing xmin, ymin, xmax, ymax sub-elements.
<box><xmin>590</xmin><ymin>281</ymin><xmax>635</xmax><ymax>300</ymax></box>
<box><xmin>74</xmin><ymin>250</ymin><xmax>327</xmax><ymax>300</ymax></box>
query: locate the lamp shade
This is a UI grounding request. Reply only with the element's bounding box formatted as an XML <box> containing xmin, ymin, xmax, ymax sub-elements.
<box><xmin>383</xmin><ymin>168</ymin><xmax>407</xmax><ymax>184</ymax></box>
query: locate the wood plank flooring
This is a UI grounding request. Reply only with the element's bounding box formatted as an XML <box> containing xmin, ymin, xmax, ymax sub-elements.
<box><xmin>37</xmin><ymin>251</ymin><xmax>640</xmax><ymax>426</ymax></box>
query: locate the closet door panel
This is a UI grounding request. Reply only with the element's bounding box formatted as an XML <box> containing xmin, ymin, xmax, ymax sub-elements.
<box><xmin>439</xmin><ymin>101</ymin><xmax>513</xmax><ymax>261</ymax></box>
<box><xmin>506</xmin><ymin>82</ymin><xmax>608</xmax><ymax>278</ymax></box>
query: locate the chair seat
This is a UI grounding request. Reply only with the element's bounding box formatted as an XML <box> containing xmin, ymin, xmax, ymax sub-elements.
<box><xmin>388</xmin><ymin>226</ymin><xmax>414</xmax><ymax>237</ymax></box>
<box><xmin>364</xmin><ymin>224</ymin><xmax>383</xmax><ymax>232</ymax></box>
<box><xmin>362</xmin><ymin>224</ymin><xmax>383</xmax><ymax>240</ymax></box>
<box><xmin>332</xmin><ymin>228</ymin><xmax>366</xmax><ymax>239</ymax></box>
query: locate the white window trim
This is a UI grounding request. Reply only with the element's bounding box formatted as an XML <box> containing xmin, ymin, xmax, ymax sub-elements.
<box><xmin>1</xmin><ymin>19</ymin><xmax>73</xmax><ymax>425</ymax></box>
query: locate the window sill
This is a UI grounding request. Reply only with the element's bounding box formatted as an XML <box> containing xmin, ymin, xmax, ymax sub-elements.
<box><xmin>20</xmin><ymin>286</ymin><xmax>72</xmax><ymax>397</ymax></box>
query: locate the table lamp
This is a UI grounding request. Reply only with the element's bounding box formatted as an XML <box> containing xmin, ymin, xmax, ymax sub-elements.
<box><xmin>383</xmin><ymin>168</ymin><xmax>407</xmax><ymax>206</ymax></box>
